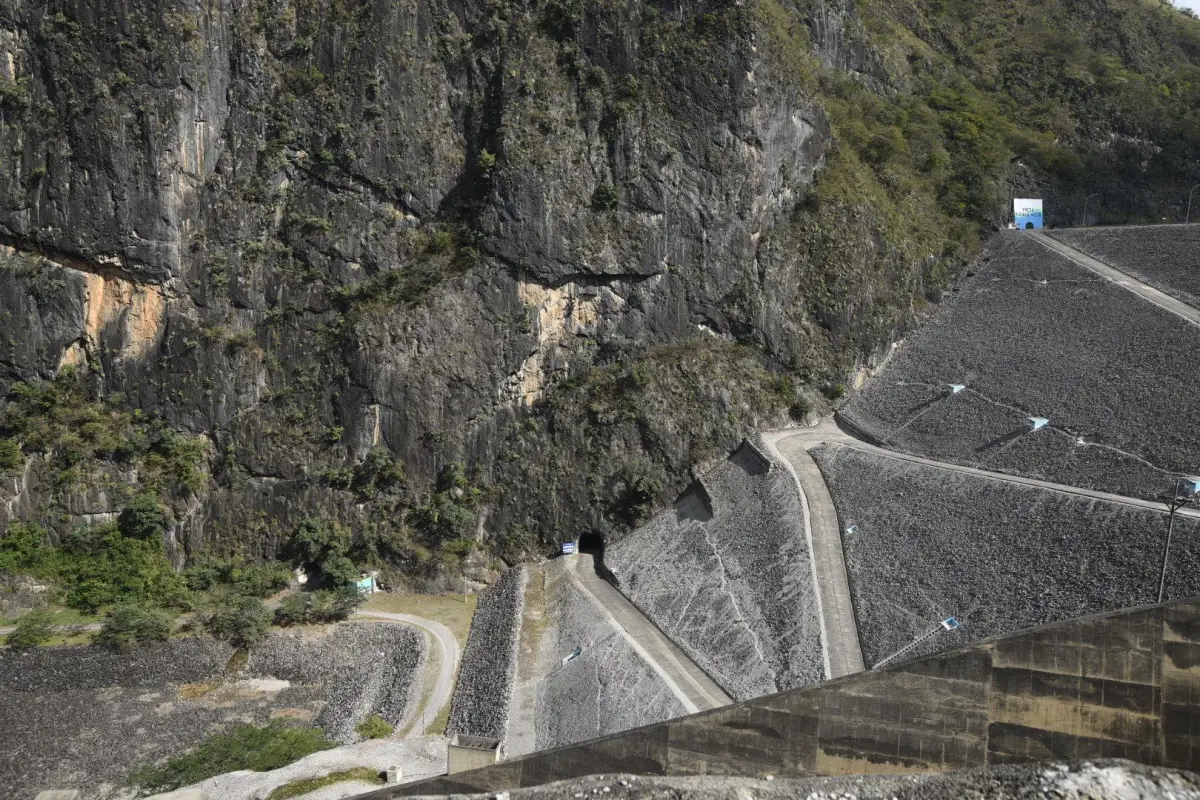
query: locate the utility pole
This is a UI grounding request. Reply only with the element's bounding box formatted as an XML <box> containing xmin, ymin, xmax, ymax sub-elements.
<box><xmin>1158</xmin><ymin>476</ymin><xmax>1199</xmax><ymax>603</ymax></box>
<box><xmin>1187</xmin><ymin>184</ymin><xmax>1200</xmax><ymax>224</ymax></box>
<box><xmin>1082</xmin><ymin>193</ymin><xmax>1099</xmax><ymax>227</ymax></box>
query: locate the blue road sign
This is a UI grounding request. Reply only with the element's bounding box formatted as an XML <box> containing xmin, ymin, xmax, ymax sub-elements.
<box><xmin>561</xmin><ymin>542</ymin><xmax>578</xmax><ymax>555</ymax></box>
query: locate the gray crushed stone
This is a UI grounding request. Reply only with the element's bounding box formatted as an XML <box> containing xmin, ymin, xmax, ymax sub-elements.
<box><xmin>1049</xmin><ymin>224</ymin><xmax>1200</xmax><ymax>308</ymax></box>
<box><xmin>250</xmin><ymin>623</ymin><xmax>425</xmax><ymax>744</ymax></box>
<box><xmin>447</xmin><ymin>565</ymin><xmax>526</xmax><ymax>740</ymax></box>
<box><xmin>531</xmin><ymin>559</ymin><xmax>686</xmax><ymax>752</ymax></box>
<box><xmin>606</xmin><ymin>440</ymin><xmax>823</xmax><ymax>701</ymax></box>
<box><xmin>840</xmin><ymin>232</ymin><xmax>1200</xmax><ymax>502</ymax></box>
<box><xmin>812</xmin><ymin>442</ymin><xmax>1200</xmax><ymax>667</ymax></box>
<box><xmin>386</xmin><ymin>760</ymin><xmax>1200</xmax><ymax>799</ymax></box>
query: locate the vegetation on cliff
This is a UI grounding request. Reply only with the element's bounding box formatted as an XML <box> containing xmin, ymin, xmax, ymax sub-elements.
<box><xmin>0</xmin><ymin>0</ymin><xmax>1197</xmax><ymax>583</ymax></box>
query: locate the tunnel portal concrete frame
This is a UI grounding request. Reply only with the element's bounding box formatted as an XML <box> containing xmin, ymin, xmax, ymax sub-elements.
<box><xmin>365</xmin><ymin>597</ymin><xmax>1200</xmax><ymax>797</ymax></box>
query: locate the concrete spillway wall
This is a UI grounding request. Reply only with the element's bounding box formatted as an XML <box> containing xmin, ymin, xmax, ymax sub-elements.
<box><xmin>367</xmin><ymin>596</ymin><xmax>1200</xmax><ymax>797</ymax></box>
<box><xmin>605</xmin><ymin>440</ymin><xmax>824</xmax><ymax>700</ymax></box>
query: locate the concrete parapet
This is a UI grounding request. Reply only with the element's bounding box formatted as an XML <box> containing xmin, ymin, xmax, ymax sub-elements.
<box><xmin>362</xmin><ymin>597</ymin><xmax>1200</xmax><ymax>797</ymax></box>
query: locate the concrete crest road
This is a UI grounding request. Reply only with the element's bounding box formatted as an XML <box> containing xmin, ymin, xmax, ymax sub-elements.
<box><xmin>567</xmin><ymin>554</ymin><xmax>733</xmax><ymax>712</ymax></box>
<box><xmin>356</xmin><ymin>611</ymin><xmax>461</xmax><ymax>735</ymax></box>
<box><xmin>1030</xmin><ymin>231</ymin><xmax>1200</xmax><ymax>327</ymax></box>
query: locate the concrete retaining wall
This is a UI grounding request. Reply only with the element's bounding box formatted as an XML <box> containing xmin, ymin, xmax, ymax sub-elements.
<box><xmin>366</xmin><ymin>597</ymin><xmax>1200</xmax><ymax>796</ymax></box>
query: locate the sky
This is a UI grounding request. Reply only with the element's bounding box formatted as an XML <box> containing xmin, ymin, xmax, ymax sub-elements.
<box><xmin>1175</xmin><ymin>0</ymin><xmax>1200</xmax><ymax>12</ymax></box>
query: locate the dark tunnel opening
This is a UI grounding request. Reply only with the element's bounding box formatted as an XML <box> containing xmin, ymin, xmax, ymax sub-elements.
<box><xmin>577</xmin><ymin>531</ymin><xmax>618</xmax><ymax>587</ymax></box>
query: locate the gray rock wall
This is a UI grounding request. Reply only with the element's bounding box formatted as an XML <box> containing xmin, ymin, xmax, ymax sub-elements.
<box><xmin>447</xmin><ymin>564</ymin><xmax>527</xmax><ymax>740</ymax></box>
<box><xmin>605</xmin><ymin>441</ymin><xmax>825</xmax><ymax>702</ymax></box>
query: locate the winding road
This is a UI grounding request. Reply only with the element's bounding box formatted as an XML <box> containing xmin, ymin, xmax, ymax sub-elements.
<box><xmin>764</xmin><ymin>414</ymin><xmax>1200</xmax><ymax>675</ymax></box>
<box><xmin>355</xmin><ymin>611</ymin><xmax>461</xmax><ymax>735</ymax></box>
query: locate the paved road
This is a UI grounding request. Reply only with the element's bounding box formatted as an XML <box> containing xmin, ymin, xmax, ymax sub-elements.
<box><xmin>762</xmin><ymin>426</ymin><xmax>866</xmax><ymax>679</ymax></box>
<box><xmin>1030</xmin><ymin>231</ymin><xmax>1200</xmax><ymax>327</ymax></box>
<box><xmin>356</xmin><ymin>611</ymin><xmax>461</xmax><ymax>735</ymax></box>
<box><xmin>0</xmin><ymin>621</ymin><xmax>102</xmax><ymax>636</ymax></box>
<box><xmin>567</xmin><ymin>554</ymin><xmax>732</xmax><ymax>713</ymax></box>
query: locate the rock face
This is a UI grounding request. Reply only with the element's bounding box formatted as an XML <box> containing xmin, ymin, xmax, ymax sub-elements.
<box><xmin>0</xmin><ymin>0</ymin><xmax>849</xmax><ymax>568</ymax></box>
<box><xmin>606</xmin><ymin>440</ymin><xmax>824</xmax><ymax>701</ymax></box>
<box><xmin>447</xmin><ymin>564</ymin><xmax>526</xmax><ymax>741</ymax></box>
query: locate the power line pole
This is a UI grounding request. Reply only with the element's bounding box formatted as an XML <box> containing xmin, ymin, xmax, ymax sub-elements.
<box><xmin>1186</xmin><ymin>184</ymin><xmax>1200</xmax><ymax>224</ymax></box>
<box><xmin>1158</xmin><ymin>477</ymin><xmax>1198</xmax><ymax>603</ymax></box>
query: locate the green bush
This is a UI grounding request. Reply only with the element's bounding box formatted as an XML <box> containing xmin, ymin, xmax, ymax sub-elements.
<box><xmin>117</xmin><ymin>492</ymin><xmax>169</xmax><ymax>541</ymax></box>
<box><xmin>129</xmin><ymin>723</ymin><xmax>335</xmax><ymax>793</ymax></box>
<box><xmin>202</xmin><ymin>592</ymin><xmax>271</xmax><ymax>649</ymax></box>
<box><xmin>184</xmin><ymin>556</ymin><xmax>292</xmax><ymax>598</ymax></box>
<box><xmin>6</xmin><ymin>609</ymin><xmax>55</xmax><ymax>651</ymax></box>
<box><xmin>355</xmin><ymin>714</ymin><xmax>393</xmax><ymax>740</ymax></box>
<box><xmin>0</xmin><ymin>437</ymin><xmax>22</xmax><ymax>474</ymax></box>
<box><xmin>93</xmin><ymin>603</ymin><xmax>173</xmax><ymax>651</ymax></box>
<box><xmin>274</xmin><ymin>588</ymin><xmax>362</xmax><ymax>626</ymax></box>
<box><xmin>591</xmin><ymin>182</ymin><xmax>618</xmax><ymax>211</ymax></box>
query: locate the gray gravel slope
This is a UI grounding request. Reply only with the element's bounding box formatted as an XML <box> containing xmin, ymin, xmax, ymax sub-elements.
<box><xmin>606</xmin><ymin>441</ymin><xmax>823</xmax><ymax>701</ymax></box>
<box><xmin>812</xmin><ymin>442</ymin><xmax>1200</xmax><ymax>667</ymax></box>
<box><xmin>384</xmin><ymin>760</ymin><xmax>1200</xmax><ymax>800</ymax></box>
<box><xmin>841</xmin><ymin>231</ymin><xmax>1200</xmax><ymax>501</ymax></box>
<box><xmin>1049</xmin><ymin>224</ymin><xmax>1200</xmax><ymax>308</ymax></box>
<box><xmin>446</xmin><ymin>565</ymin><xmax>526</xmax><ymax>740</ymax></box>
<box><xmin>531</xmin><ymin>559</ymin><xmax>687</xmax><ymax>752</ymax></box>
<box><xmin>249</xmin><ymin>623</ymin><xmax>426</xmax><ymax>744</ymax></box>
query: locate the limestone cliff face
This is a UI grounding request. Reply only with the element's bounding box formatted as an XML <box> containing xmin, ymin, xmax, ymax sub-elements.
<box><xmin>0</xmin><ymin>0</ymin><xmax>900</xmax><ymax>572</ymax></box>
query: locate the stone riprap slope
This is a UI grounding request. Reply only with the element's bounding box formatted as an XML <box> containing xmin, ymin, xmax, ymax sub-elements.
<box><xmin>606</xmin><ymin>442</ymin><xmax>823</xmax><ymax>701</ymax></box>
<box><xmin>1049</xmin><ymin>225</ymin><xmax>1200</xmax><ymax>308</ymax></box>
<box><xmin>0</xmin><ymin>638</ymin><xmax>266</xmax><ymax>799</ymax></box>
<box><xmin>249</xmin><ymin>622</ymin><xmax>425</xmax><ymax>744</ymax></box>
<box><xmin>447</xmin><ymin>565</ymin><xmax>527</xmax><ymax>740</ymax></box>
<box><xmin>529</xmin><ymin>558</ymin><xmax>686</xmax><ymax>752</ymax></box>
<box><xmin>841</xmin><ymin>232</ymin><xmax>1200</xmax><ymax>501</ymax></box>
<box><xmin>811</xmin><ymin>443</ymin><xmax>1200</xmax><ymax>667</ymax></box>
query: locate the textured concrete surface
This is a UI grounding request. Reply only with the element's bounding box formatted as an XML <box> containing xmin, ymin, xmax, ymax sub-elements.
<box><xmin>607</xmin><ymin>442</ymin><xmax>825</xmax><ymax>700</ymax></box>
<box><xmin>813</xmin><ymin>442</ymin><xmax>1200</xmax><ymax>668</ymax></box>
<box><xmin>374</xmin><ymin>760</ymin><xmax>1200</xmax><ymax>799</ymax></box>
<box><xmin>1029</xmin><ymin>231</ymin><xmax>1200</xmax><ymax>327</ymax></box>
<box><xmin>447</xmin><ymin>566</ymin><xmax>526</xmax><ymax>740</ymax></box>
<box><xmin>373</xmin><ymin>598</ymin><xmax>1200</xmax><ymax>795</ymax></box>
<box><xmin>1048</xmin><ymin>224</ymin><xmax>1200</xmax><ymax>309</ymax></box>
<box><xmin>761</xmin><ymin>427</ymin><xmax>864</xmax><ymax>679</ymax></box>
<box><xmin>841</xmin><ymin>232</ymin><xmax>1200</xmax><ymax>501</ymax></box>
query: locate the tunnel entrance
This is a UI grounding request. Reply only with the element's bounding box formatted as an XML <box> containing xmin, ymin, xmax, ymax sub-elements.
<box><xmin>577</xmin><ymin>532</ymin><xmax>618</xmax><ymax>587</ymax></box>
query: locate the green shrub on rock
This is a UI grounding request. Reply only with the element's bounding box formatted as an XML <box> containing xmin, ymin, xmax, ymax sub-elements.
<box><xmin>202</xmin><ymin>592</ymin><xmax>271</xmax><ymax>649</ymax></box>
<box><xmin>94</xmin><ymin>603</ymin><xmax>173</xmax><ymax>651</ymax></box>
<box><xmin>129</xmin><ymin>723</ymin><xmax>335</xmax><ymax>793</ymax></box>
<box><xmin>355</xmin><ymin>714</ymin><xmax>393</xmax><ymax>740</ymax></box>
<box><xmin>6</xmin><ymin>609</ymin><xmax>55</xmax><ymax>651</ymax></box>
